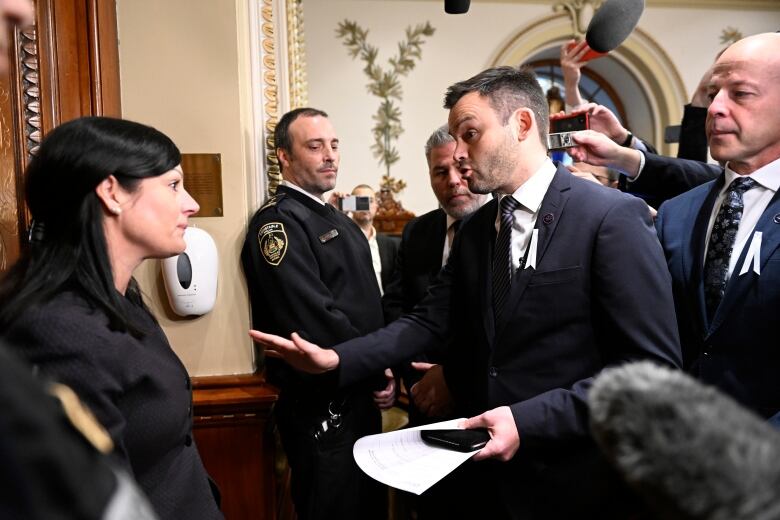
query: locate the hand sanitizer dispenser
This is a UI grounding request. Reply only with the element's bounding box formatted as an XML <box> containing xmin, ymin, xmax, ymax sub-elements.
<box><xmin>162</xmin><ymin>227</ymin><xmax>218</xmax><ymax>316</ymax></box>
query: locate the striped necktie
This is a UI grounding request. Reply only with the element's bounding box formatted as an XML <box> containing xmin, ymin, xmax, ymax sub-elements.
<box><xmin>493</xmin><ymin>196</ymin><xmax>520</xmax><ymax>320</ymax></box>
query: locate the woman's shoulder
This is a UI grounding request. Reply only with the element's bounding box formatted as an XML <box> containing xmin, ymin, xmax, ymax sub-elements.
<box><xmin>5</xmin><ymin>290</ymin><xmax>140</xmax><ymax>359</ymax></box>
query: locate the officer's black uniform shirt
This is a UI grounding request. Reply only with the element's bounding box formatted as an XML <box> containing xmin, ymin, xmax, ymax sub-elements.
<box><xmin>241</xmin><ymin>185</ymin><xmax>385</xmax><ymax>398</ymax></box>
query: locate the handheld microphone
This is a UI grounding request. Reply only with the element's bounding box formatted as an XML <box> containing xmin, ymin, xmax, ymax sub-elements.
<box><xmin>444</xmin><ymin>0</ymin><xmax>470</xmax><ymax>14</ymax></box>
<box><xmin>585</xmin><ymin>0</ymin><xmax>645</xmax><ymax>53</ymax></box>
<box><xmin>589</xmin><ymin>362</ymin><xmax>780</xmax><ymax>520</ymax></box>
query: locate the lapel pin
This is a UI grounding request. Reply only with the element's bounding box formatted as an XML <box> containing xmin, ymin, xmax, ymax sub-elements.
<box><xmin>773</xmin><ymin>213</ymin><xmax>780</xmax><ymax>224</ymax></box>
<box><xmin>542</xmin><ymin>213</ymin><xmax>554</xmax><ymax>225</ymax></box>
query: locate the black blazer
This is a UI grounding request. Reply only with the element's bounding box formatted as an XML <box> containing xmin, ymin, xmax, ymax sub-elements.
<box><xmin>334</xmin><ymin>165</ymin><xmax>682</xmax><ymax>516</ymax></box>
<box><xmin>375</xmin><ymin>233</ymin><xmax>400</xmax><ymax>291</ymax></box>
<box><xmin>621</xmin><ymin>152</ymin><xmax>720</xmax><ymax>207</ymax></box>
<box><xmin>382</xmin><ymin>208</ymin><xmax>447</xmax><ymax>323</ymax></box>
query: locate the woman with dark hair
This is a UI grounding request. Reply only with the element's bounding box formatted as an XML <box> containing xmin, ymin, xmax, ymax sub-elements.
<box><xmin>0</xmin><ymin>116</ymin><xmax>223</xmax><ymax>519</ymax></box>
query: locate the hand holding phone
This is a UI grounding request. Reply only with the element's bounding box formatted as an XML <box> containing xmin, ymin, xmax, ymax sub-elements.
<box><xmin>421</xmin><ymin>428</ymin><xmax>490</xmax><ymax>452</ymax></box>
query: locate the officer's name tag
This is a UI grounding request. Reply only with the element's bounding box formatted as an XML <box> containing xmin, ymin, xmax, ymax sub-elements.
<box><xmin>319</xmin><ymin>229</ymin><xmax>339</xmax><ymax>243</ymax></box>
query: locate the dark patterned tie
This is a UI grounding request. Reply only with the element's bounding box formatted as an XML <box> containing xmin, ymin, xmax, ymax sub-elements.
<box><xmin>493</xmin><ymin>195</ymin><xmax>520</xmax><ymax>319</ymax></box>
<box><xmin>703</xmin><ymin>176</ymin><xmax>757</xmax><ymax>322</ymax></box>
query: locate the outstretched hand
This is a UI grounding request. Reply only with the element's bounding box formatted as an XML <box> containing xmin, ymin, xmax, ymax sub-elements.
<box><xmin>462</xmin><ymin>406</ymin><xmax>520</xmax><ymax>462</ymax></box>
<box><xmin>249</xmin><ymin>330</ymin><xmax>340</xmax><ymax>373</ymax></box>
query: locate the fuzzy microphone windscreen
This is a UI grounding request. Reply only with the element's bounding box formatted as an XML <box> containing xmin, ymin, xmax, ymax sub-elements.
<box><xmin>585</xmin><ymin>0</ymin><xmax>645</xmax><ymax>53</ymax></box>
<box><xmin>589</xmin><ymin>362</ymin><xmax>780</xmax><ymax>520</ymax></box>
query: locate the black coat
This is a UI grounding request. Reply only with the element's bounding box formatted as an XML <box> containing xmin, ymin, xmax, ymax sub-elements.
<box><xmin>382</xmin><ymin>208</ymin><xmax>448</xmax><ymax>323</ymax></box>
<box><xmin>376</xmin><ymin>233</ymin><xmax>400</xmax><ymax>291</ymax></box>
<box><xmin>3</xmin><ymin>291</ymin><xmax>222</xmax><ymax>520</ymax></box>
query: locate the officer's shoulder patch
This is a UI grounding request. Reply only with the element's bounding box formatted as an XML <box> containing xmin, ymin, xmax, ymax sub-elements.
<box><xmin>258</xmin><ymin>222</ymin><xmax>288</xmax><ymax>266</ymax></box>
<box><xmin>48</xmin><ymin>382</ymin><xmax>114</xmax><ymax>454</ymax></box>
<box><xmin>258</xmin><ymin>193</ymin><xmax>286</xmax><ymax>213</ymax></box>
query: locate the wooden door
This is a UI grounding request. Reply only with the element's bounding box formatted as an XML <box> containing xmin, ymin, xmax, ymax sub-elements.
<box><xmin>0</xmin><ymin>0</ymin><xmax>120</xmax><ymax>274</ymax></box>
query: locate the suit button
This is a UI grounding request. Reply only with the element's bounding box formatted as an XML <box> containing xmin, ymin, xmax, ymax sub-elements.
<box><xmin>488</xmin><ymin>366</ymin><xmax>498</xmax><ymax>378</ymax></box>
<box><xmin>184</xmin><ymin>434</ymin><xmax>193</xmax><ymax>446</ymax></box>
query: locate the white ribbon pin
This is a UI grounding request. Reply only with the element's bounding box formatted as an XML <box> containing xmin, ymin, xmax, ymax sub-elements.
<box><xmin>525</xmin><ymin>229</ymin><xmax>538</xmax><ymax>270</ymax></box>
<box><xmin>739</xmin><ymin>231</ymin><xmax>762</xmax><ymax>276</ymax></box>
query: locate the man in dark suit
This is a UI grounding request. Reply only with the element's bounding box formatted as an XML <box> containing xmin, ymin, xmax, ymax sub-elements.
<box><xmin>349</xmin><ymin>183</ymin><xmax>399</xmax><ymax>294</ymax></box>
<box><xmin>382</xmin><ymin>125</ymin><xmax>486</xmax><ymax>422</ymax></box>
<box><xmin>252</xmin><ymin>66</ymin><xmax>682</xmax><ymax>518</ymax></box>
<box><xmin>573</xmin><ymin>32</ymin><xmax>780</xmax><ymax>421</ymax></box>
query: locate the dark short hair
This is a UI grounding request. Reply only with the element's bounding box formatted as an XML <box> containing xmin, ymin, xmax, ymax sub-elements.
<box><xmin>274</xmin><ymin>107</ymin><xmax>328</xmax><ymax>154</ymax></box>
<box><xmin>0</xmin><ymin>116</ymin><xmax>180</xmax><ymax>336</ymax></box>
<box><xmin>444</xmin><ymin>66</ymin><xmax>549</xmax><ymax>147</ymax></box>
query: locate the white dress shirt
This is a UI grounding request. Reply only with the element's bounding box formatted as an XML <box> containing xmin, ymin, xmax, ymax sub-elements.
<box><xmin>704</xmin><ymin>157</ymin><xmax>780</xmax><ymax>280</ymax></box>
<box><xmin>365</xmin><ymin>226</ymin><xmax>384</xmax><ymax>295</ymax></box>
<box><xmin>494</xmin><ymin>160</ymin><xmax>557</xmax><ymax>271</ymax></box>
<box><xmin>441</xmin><ymin>215</ymin><xmax>459</xmax><ymax>267</ymax></box>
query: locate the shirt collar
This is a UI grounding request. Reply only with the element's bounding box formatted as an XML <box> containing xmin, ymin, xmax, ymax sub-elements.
<box><xmin>280</xmin><ymin>180</ymin><xmax>326</xmax><ymax>205</ymax></box>
<box><xmin>500</xmin><ymin>159</ymin><xmax>557</xmax><ymax>214</ymax></box>
<box><xmin>445</xmin><ymin>214</ymin><xmax>458</xmax><ymax>231</ymax></box>
<box><xmin>366</xmin><ymin>225</ymin><xmax>377</xmax><ymax>241</ymax></box>
<box><xmin>723</xmin><ymin>156</ymin><xmax>780</xmax><ymax>195</ymax></box>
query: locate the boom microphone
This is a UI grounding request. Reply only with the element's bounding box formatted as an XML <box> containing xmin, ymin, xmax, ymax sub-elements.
<box><xmin>589</xmin><ymin>362</ymin><xmax>780</xmax><ymax>520</ymax></box>
<box><xmin>444</xmin><ymin>0</ymin><xmax>470</xmax><ymax>14</ymax></box>
<box><xmin>585</xmin><ymin>0</ymin><xmax>645</xmax><ymax>53</ymax></box>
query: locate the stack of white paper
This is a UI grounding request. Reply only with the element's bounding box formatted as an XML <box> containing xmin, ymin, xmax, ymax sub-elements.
<box><xmin>352</xmin><ymin>418</ymin><xmax>479</xmax><ymax>495</ymax></box>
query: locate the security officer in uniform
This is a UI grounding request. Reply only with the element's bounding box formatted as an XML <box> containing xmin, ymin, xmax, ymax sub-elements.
<box><xmin>241</xmin><ymin>108</ymin><xmax>387</xmax><ymax>520</ymax></box>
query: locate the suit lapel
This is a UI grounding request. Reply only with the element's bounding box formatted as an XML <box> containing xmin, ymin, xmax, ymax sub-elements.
<box><xmin>709</xmin><ymin>190</ymin><xmax>780</xmax><ymax>335</ymax></box>
<box><xmin>495</xmin><ymin>168</ymin><xmax>570</xmax><ymax>339</ymax></box>
<box><xmin>688</xmin><ymin>177</ymin><xmax>724</xmax><ymax>333</ymax></box>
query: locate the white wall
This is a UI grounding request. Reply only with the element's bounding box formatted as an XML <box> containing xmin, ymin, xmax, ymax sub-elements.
<box><xmin>117</xmin><ymin>0</ymin><xmax>256</xmax><ymax>376</ymax></box>
<box><xmin>305</xmin><ymin>0</ymin><xmax>780</xmax><ymax>216</ymax></box>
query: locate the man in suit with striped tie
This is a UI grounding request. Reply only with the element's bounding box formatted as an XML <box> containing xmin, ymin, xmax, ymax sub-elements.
<box><xmin>252</xmin><ymin>66</ymin><xmax>682</xmax><ymax>518</ymax></box>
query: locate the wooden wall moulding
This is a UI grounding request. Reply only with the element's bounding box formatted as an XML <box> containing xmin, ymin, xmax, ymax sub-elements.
<box><xmin>0</xmin><ymin>0</ymin><xmax>121</xmax><ymax>274</ymax></box>
<box><xmin>192</xmin><ymin>373</ymin><xmax>281</xmax><ymax>520</ymax></box>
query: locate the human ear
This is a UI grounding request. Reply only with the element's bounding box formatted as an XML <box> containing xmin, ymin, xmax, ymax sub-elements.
<box><xmin>277</xmin><ymin>148</ymin><xmax>291</xmax><ymax>169</ymax></box>
<box><xmin>509</xmin><ymin>108</ymin><xmax>535</xmax><ymax>142</ymax></box>
<box><xmin>94</xmin><ymin>175</ymin><xmax>124</xmax><ymax>216</ymax></box>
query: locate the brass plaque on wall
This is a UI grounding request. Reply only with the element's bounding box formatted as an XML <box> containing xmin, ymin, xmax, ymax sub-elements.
<box><xmin>181</xmin><ymin>154</ymin><xmax>223</xmax><ymax>217</ymax></box>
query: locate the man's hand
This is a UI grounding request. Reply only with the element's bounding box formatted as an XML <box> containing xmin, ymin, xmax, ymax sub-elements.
<box><xmin>462</xmin><ymin>406</ymin><xmax>520</xmax><ymax>462</ymax></box>
<box><xmin>560</xmin><ymin>39</ymin><xmax>587</xmax><ymax>108</ymax></box>
<box><xmin>373</xmin><ymin>368</ymin><xmax>396</xmax><ymax>410</ymax></box>
<box><xmin>327</xmin><ymin>191</ymin><xmax>349</xmax><ymax>209</ymax></box>
<box><xmin>410</xmin><ymin>362</ymin><xmax>454</xmax><ymax>418</ymax></box>
<box><xmin>570</xmin><ymin>130</ymin><xmax>642</xmax><ymax>178</ymax></box>
<box><xmin>249</xmin><ymin>330</ymin><xmax>339</xmax><ymax>373</ymax></box>
<box><xmin>577</xmin><ymin>103</ymin><xmax>630</xmax><ymax>145</ymax></box>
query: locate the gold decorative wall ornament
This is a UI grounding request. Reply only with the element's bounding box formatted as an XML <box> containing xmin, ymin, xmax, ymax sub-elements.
<box><xmin>553</xmin><ymin>0</ymin><xmax>603</xmax><ymax>38</ymax></box>
<box><xmin>720</xmin><ymin>27</ymin><xmax>743</xmax><ymax>46</ymax></box>
<box><xmin>336</xmin><ymin>19</ymin><xmax>435</xmax><ymax>192</ymax></box>
<box><xmin>286</xmin><ymin>0</ymin><xmax>307</xmax><ymax>109</ymax></box>
<box><xmin>260</xmin><ymin>0</ymin><xmax>282</xmax><ymax>195</ymax></box>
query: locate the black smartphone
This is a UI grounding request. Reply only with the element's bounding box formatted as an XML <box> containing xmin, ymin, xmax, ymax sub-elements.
<box><xmin>420</xmin><ymin>428</ymin><xmax>490</xmax><ymax>452</ymax></box>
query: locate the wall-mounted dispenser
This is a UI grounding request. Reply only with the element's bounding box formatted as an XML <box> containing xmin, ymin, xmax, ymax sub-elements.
<box><xmin>161</xmin><ymin>227</ymin><xmax>218</xmax><ymax>316</ymax></box>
